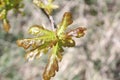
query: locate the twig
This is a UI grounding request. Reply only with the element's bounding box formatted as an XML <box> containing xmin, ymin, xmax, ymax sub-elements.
<box><xmin>33</xmin><ymin>0</ymin><xmax>57</xmax><ymax>30</ymax></box>
<box><xmin>41</xmin><ymin>9</ymin><xmax>57</xmax><ymax>31</ymax></box>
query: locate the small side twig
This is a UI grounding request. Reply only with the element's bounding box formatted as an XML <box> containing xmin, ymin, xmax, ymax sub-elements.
<box><xmin>33</xmin><ymin>0</ymin><xmax>57</xmax><ymax>31</ymax></box>
<box><xmin>41</xmin><ymin>9</ymin><xmax>57</xmax><ymax>31</ymax></box>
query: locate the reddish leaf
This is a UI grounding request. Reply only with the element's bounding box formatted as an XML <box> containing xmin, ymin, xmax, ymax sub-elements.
<box><xmin>67</xmin><ymin>27</ymin><xmax>86</xmax><ymax>38</ymax></box>
<box><xmin>43</xmin><ymin>43</ymin><xmax>62</xmax><ymax>80</ymax></box>
<box><xmin>57</xmin><ymin>12</ymin><xmax>73</xmax><ymax>36</ymax></box>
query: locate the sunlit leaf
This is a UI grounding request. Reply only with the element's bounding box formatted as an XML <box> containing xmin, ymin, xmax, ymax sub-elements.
<box><xmin>62</xmin><ymin>38</ymin><xmax>75</xmax><ymax>47</ymax></box>
<box><xmin>66</xmin><ymin>27</ymin><xmax>87</xmax><ymax>38</ymax></box>
<box><xmin>28</xmin><ymin>25</ymin><xmax>45</xmax><ymax>36</ymax></box>
<box><xmin>25</xmin><ymin>42</ymin><xmax>51</xmax><ymax>61</ymax></box>
<box><xmin>43</xmin><ymin>43</ymin><xmax>62</xmax><ymax>80</ymax></box>
<box><xmin>33</xmin><ymin>0</ymin><xmax>58</xmax><ymax>15</ymax></box>
<box><xmin>33</xmin><ymin>0</ymin><xmax>45</xmax><ymax>8</ymax></box>
<box><xmin>17</xmin><ymin>39</ymin><xmax>40</xmax><ymax>49</ymax></box>
<box><xmin>29</xmin><ymin>25</ymin><xmax>56</xmax><ymax>38</ymax></box>
<box><xmin>57</xmin><ymin>12</ymin><xmax>73</xmax><ymax>36</ymax></box>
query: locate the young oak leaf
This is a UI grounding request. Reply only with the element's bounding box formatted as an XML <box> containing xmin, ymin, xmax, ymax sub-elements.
<box><xmin>61</xmin><ymin>37</ymin><xmax>75</xmax><ymax>47</ymax></box>
<box><xmin>28</xmin><ymin>25</ymin><xmax>57</xmax><ymax>42</ymax></box>
<box><xmin>56</xmin><ymin>12</ymin><xmax>86</xmax><ymax>47</ymax></box>
<box><xmin>17</xmin><ymin>12</ymin><xmax>86</xmax><ymax>80</ymax></box>
<box><xmin>33</xmin><ymin>0</ymin><xmax>45</xmax><ymax>8</ymax></box>
<box><xmin>57</xmin><ymin>12</ymin><xmax>73</xmax><ymax>36</ymax></box>
<box><xmin>28</xmin><ymin>25</ymin><xmax>44</xmax><ymax>36</ymax></box>
<box><xmin>33</xmin><ymin>0</ymin><xmax>58</xmax><ymax>15</ymax></box>
<box><xmin>17</xmin><ymin>38</ymin><xmax>42</xmax><ymax>49</ymax></box>
<box><xmin>43</xmin><ymin>42</ymin><xmax>63</xmax><ymax>80</ymax></box>
<box><xmin>59</xmin><ymin>27</ymin><xmax>86</xmax><ymax>47</ymax></box>
<box><xmin>25</xmin><ymin>41</ymin><xmax>51</xmax><ymax>61</ymax></box>
<box><xmin>17</xmin><ymin>25</ymin><xmax>58</xmax><ymax>61</ymax></box>
<box><xmin>66</xmin><ymin>27</ymin><xmax>87</xmax><ymax>38</ymax></box>
<box><xmin>17</xmin><ymin>38</ymin><xmax>52</xmax><ymax>61</ymax></box>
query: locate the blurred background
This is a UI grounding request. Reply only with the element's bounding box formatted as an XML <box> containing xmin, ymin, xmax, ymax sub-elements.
<box><xmin>0</xmin><ymin>0</ymin><xmax>120</xmax><ymax>80</ymax></box>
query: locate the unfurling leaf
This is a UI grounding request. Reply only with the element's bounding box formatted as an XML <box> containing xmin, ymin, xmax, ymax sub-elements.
<box><xmin>25</xmin><ymin>48</ymin><xmax>40</xmax><ymax>61</ymax></box>
<box><xmin>66</xmin><ymin>27</ymin><xmax>87</xmax><ymax>38</ymax></box>
<box><xmin>3</xmin><ymin>19</ymin><xmax>11</xmax><ymax>32</ymax></box>
<box><xmin>16</xmin><ymin>25</ymin><xmax>57</xmax><ymax>62</ymax></box>
<box><xmin>33</xmin><ymin>0</ymin><xmax>58</xmax><ymax>15</ymax></box>
<box><xmin>62</xmin><ymin>38</ymin><xmax>75</xmax><ymax>47</ymax></box>
<box><xmin>43</xmin><ymin>58</ymin><xmax>58</xmax><ymax>80</ymax></box>
<box><xmin>61</xmin><ymin>12</ymin><xmax>73</xmax><ymax>27</ymax></box>
<box><xmin>57</xmin><ymin>12</ymin><xmax>73</xmax><ymax>36</ymax></box>
<box><xmin>28</xmin><ymin>25</ymin><xmax>44</xmax><ymax>36</ymax></box>
<box><xmin>25</xmin><ymin>42</ymin><xmax>50</xmax><ymax>61</ymax></box>
<box><xmin>17</xmin><ymin>39</ymin><xmax>37</xmax><ymax>49</ymax></box>
<box><xmin>33</xmin><ymin>0</ymin><xmax>45</xmax><ymax>8</ymax></box>
<box><xmin>17</xmin><ymin>38</ymin><xmax>51</xmax><ymax>61</ymax></box>
<box><xmin>28</xmin><ymin>25</ymin><xmax>56</xmax><ymax>41</ymax></box>
<box><xmin>43</xmin><ymin>43</ymin><xmax>62</xmax><ymax>80</ymax></box>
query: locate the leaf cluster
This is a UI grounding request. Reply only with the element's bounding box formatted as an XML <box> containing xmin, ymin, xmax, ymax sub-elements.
<box><xmin>17</xmin><ymin>12</ymin><xmax>86</xmax><ymax>80</ymax></box>
<box><xmin>0</xmin><ymin>0</ymin><xmax>23</xmax><ymax>32</ymax></box>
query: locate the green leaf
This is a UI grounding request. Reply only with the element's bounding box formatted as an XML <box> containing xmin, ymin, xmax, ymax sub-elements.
<box><xmin>25</xmin><ymin>42</ymin><xmax>51</xmax><ymax>61</ymax></box>
<box><xmin>28</xmin><ymin>25</ymin><xmax>46</xmax><ymax>36</ymax></box>
<box><xmin>43</xmin><ymin>43</ymin><xmax>62</xmax><ymax>80</ymax></box>
<box><xmin>29</xmin><ymin>25</ymin><xmax>54</xmax><ymax>35</ymax></box>
<box><xmin>61</xmin><ymin>37</ymin><xmax>75</xmax><ymax>47</ymax></box>
<box><xmin>28</xmin><ymin>25</ymin><xmax>43</xmax><ymax>35</ymax></box>
<box><xmin>33</xmin><ymin>0</ymin><xmax>58</xmax><ymax>15</ymax></box>
<box><xmin>57</xmin><ymin>12</ymin><xmax>73</xmax><ymax>36</ymax></box>
<box><xmin>28</xmin><ymin>25</ymin><xmax>57</xmax><ymax>42</ymax></box>
<box><xmin>33</xmin><ymin>0</ymin><xmax>45</xmax><ymax>8</ymax></box>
